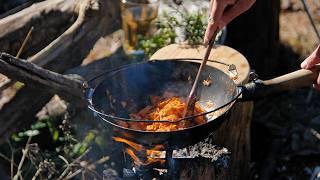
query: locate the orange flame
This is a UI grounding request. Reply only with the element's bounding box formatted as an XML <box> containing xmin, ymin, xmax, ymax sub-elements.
<box><xmin>113</xmin><ymin>137</ymin><xmax>165</xmax><ymax>166</ymax></box>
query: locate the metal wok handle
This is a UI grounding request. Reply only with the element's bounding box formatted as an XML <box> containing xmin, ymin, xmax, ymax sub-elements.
<box><xmin>239</xmin><ymin>65</ymin><xmax>320</xmax><ymax>101</ymax></box>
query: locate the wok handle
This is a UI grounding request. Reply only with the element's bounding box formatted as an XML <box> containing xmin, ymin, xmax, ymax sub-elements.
<box><xmin>263</xmin><ymin>65</ymin><xmax>320</xmax><ymax>90</ymax></box>
<box><xmin>240</xmin><ymin>65</ymin><xmax>320</xmax><ymax>101</ymax></box>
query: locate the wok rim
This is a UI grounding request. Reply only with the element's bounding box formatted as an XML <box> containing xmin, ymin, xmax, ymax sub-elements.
<box><xmin>86</xmin><ymin>59</ymin><xmax>242</xmax><ymax>133</ymax></box>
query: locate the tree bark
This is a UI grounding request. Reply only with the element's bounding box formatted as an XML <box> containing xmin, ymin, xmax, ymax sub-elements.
<box><xmin>0</xmin><ymin>0</ymin><xmax>121</xmax><ymax>142</ymax></box>
<box><xmin>213</xmin><ymin>102</ymin><xmax>253</xmax><ymax>180</ymax></box>
<box><xmin>0</xmin><ymin>53</ymin><xmax>84</xmax><ymax>100</ymax></box>
<box><xmin>0</xmin><ymin>0</ymin><xmax>76</xmax><ymax>57</ymax></box>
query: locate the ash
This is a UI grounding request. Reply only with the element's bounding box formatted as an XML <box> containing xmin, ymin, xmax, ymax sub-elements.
<box><xmin>172</xmin><ymin>133</ymin><xmax>230</xmax><ymax>168</ymax></box>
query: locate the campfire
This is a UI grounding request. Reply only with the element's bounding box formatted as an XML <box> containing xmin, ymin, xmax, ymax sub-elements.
<box><xmin>112</xmin><ymin>136</ymin><xmax>165</xmax><ymax>167</ymax></box>
<box><xmin>111</xmin><ymin>134</ymin><xmax>230</xmax><ymax>179</ymax></box>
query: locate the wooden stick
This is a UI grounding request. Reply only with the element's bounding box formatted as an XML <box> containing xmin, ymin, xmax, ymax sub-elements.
<box><xmin>0</xmin><ymin>53</ymin><xmax>84</xmax><ymax>100</ymax></box>
<box><xmin>182</xmin><ymin>30</ymin><xmax>219</xmax><ymax>118</ymax></box>
<box><xmin>16</xmin><ymin>26</ymin><xmax>34</xmax><ymax>58</ymax></box>
<box><xmin>13</xmin><ymin>136</ymin><xmax>32</xmax><ymax>180</ymax></box>
<box><xmin>0</xmin><ymin>26</ymin><xmax>34</xmax><ymax>92</ymax></box>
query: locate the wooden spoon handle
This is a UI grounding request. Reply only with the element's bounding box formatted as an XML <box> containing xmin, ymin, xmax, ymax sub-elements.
<box><xmin>183</xmin><ymin>30</ymin><xmax>219</xmax><ymax>118</ymax></box>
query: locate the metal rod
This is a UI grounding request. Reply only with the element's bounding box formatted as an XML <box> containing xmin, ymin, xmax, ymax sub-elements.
<box><xmin>301</xmin><ymin>0</ymin><xmax>320</xmax><ymax>42</ymax></box>
<box><xmin>182</xmin><ymin>30</ymin><xmax>219</xmax><ymax>118</ymax></box>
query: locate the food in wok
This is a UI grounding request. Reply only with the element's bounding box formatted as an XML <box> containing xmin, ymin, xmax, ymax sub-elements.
<box><xmin>119</xmin><ymin>95</ymin><xmax>206</xmax><ymax>132</ymax></box>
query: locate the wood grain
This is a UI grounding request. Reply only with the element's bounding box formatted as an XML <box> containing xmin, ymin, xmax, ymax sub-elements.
<box><xmin>0</xmin><ymin>0</ymin><xmax>120</xmax><ymax>143</ymax></box>
<box><xmin>151</xmin><ymin>44</ymin><xmax>250</xmax><ymax>84</ymax></box>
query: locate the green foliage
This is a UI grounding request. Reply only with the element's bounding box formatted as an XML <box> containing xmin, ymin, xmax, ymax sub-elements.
<box><xmin>71</xmin><ymin>130</ymin><xmax>96</xmax><ymax>157</ymax></box>
<box><xmin>183</xmin><ymin>11</ymin><xmax>207</xmax><ymax>45</ymax></box>
<box><xmin>136</xmin><ymin>12</ymin><xmax>177</xmax><ymax>57</ymax></box>
<box><xmin>0</xmin><ymin>110</ymin><xmax>104</xmax><ymax>179</ymax></box>
<box><xmin>11</xmin><ymin>119</ymin><xmax>56</xmax><ymax>142</ymax></box>
<box><xmin>135</xmin><ymin>7</ymin><xmax>208</xmax><ymax>57</ymax></box>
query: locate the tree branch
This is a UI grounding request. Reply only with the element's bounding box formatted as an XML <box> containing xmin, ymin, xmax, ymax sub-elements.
<box><xmin>0</xmin><ymin>53</ymin><xmax>84</xmax><ymax>100</ymax></box>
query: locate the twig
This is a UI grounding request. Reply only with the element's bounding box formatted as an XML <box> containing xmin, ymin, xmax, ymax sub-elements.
<box><xmin>31</xmin><ymin>167</ymin><xmax>42</xmax><ymax>180</ymax></box>
<box><xmin>310</xmin><ymin>128</ymin><xmax>320</xmax><ymax>140</ymax></box>
<box><xmin>19</xmin><ymin>174</ymin><xmax>23</xmax><ymax>180</ymax></box>
<box><xmin>92</xmin><ymin>156</ymin><xmax>109</xmax><ymax>165</ymax></box>
<box><xmin>301</xmin><ymin>0</ymin><xmax>320</xmax><ymax>42</ymax></box>
<box><xmin>13</xmin><ymin>136</ymin><xmax>32</xmax><ymax>180</ymax></box>
<box><xmin>65</xmin><ymin>169</ymin><xmax>82</xmax><ymax>179</ymax></box>
<box><xmin>82</xmin><ymin>171</ymin><xmax>86</xmax><ymax>180</ymax></box>
<box><xmin>16</xmin><ymin>26</ymin><xmax>34</xmax><ymax>58</ymax></box>
<box><xmin>58</xmin><ymin>155</ymin><xmax>70</xmax><ymax>165</ymax></box>
<box><xmin>58</xmin><ymin>148</ymin><xmax>91</xmax><ymax>180</ymax></box>
<box><xmin>8</xmin><ymin>140</ymin><xmax>15</xmax><ymax>180</ymax></box>
<box><xmin>60</xmin><ymin>152</ymin><xmax>106</xmax><ymax>180</ymax></box>
<box><xmin>79</xmin><ymin>156</ymin><xmax>109</xmax><ymax>180</ymax></box>
<box><xmin>0</xmin><ymin>26</ymin><xmax>34</xmax><ymax>93</ymax></box>
<box><xmin>0</xmin><ymin>152</ymin><xmax>18</xmax><ymax>167</ymax></box>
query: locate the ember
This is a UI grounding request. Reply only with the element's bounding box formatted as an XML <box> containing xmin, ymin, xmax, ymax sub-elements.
<box><xmin>112</xmin><ymin>134</ymin><xmax>230</xmax><ymax>179</ymax></box>
<box><xmin>127</xmin><ymin>96</ymin><xmax>206</xmax><ymax>132</ymax></box>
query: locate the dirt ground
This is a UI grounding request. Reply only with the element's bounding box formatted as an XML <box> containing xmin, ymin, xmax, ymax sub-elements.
<box><xmin>250</xmin><ymin>0</ymin><xmax>320</xmax><ymax>179</ymax></box>
<box><xmin>280</xmin><ymin>0</ymin><xmax>320</xmax><ymax>56</ymax></box>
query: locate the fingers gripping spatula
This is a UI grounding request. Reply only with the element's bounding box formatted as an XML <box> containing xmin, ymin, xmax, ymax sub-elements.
<box><xmin>182</xmin><ymin>30</ymin><xmax>219</xmax><ymax>119</ymax></box>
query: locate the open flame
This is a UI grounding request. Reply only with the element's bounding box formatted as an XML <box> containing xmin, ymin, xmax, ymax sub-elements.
<box><xmin>113</xmin><ymin>137</ymin><xmax>166</xmax><ymax>167</ymax></box>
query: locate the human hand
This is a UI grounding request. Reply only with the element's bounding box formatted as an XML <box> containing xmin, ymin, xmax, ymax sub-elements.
<box><xmin>301</xmin><ymin>45</ymin><xmax>320</xmax><ymax>90</ymax></box>
<box><xmin>204</xmin><ymin>0</ymin><xmax>256</xmax><ymax>45</ymax></box>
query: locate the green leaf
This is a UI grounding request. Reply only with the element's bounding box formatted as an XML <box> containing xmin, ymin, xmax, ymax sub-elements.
<box><xmin>72</xmin><ymin>143</ymin><xmax>81</xmax><ymax>155</ymax></box>
<box><xmin>84</xmin><ymin>131</ymin><xmax>95</xmax><ymax>143</ymax></box>
<box><xmin>31</xmin><ymin>121</ymin><xmax>47</xmax><ymax>130</ymax></box>
<box><xmin>23</xmin><ymin>130</ymin><xmax>40</xmax><ymax>137</ymax></box>
<box><xmin>53</xmin><ymin>130</ymin><xmax>59</xmax><ymax>141</ymax></box>
<box><xmin>12</xmin><ymin>134</ymin><xmax>22</xmax><ymax>142</ymax></box>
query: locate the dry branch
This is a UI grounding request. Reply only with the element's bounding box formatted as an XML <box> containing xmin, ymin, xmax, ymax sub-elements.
<box><xmin>0</xmin><ymin>0</ymin><xmax>77</xmax><ymax>57</ymax></box>
<box><xmin>0</xmin><ymin>53</ymin><xmax>84</xmax><ymax>100</ymax></box>
<box><xmin>0</xmin><ymin>0</ymin><xmax>120</xmax><ymax>143</ymax></box>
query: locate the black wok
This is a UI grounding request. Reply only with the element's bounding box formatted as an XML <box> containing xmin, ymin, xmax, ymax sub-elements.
<box><xmin>86</xmin><ymin>59</ymin><xmax>320</xmax><ymax>150</ymax></box>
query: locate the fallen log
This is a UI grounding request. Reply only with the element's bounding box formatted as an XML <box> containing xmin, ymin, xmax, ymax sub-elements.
<box><xmin>0</xmin><ymin>53</ymin><xmax>84</xmax><ymax>100</ymax></box>
<box><xmin>0</xmin><ymin>0</ymin><xmax>76</xmax><ymax>57</ymax></box>
<box><xmin>0</xmin><ymin>0</ymin><xmax>120</xmax><ymax>142</ymax></box>
<box><xmin>0</xmin><ymin>49</ymin><xmax>131</xmax><ymax>100</ymax></box>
